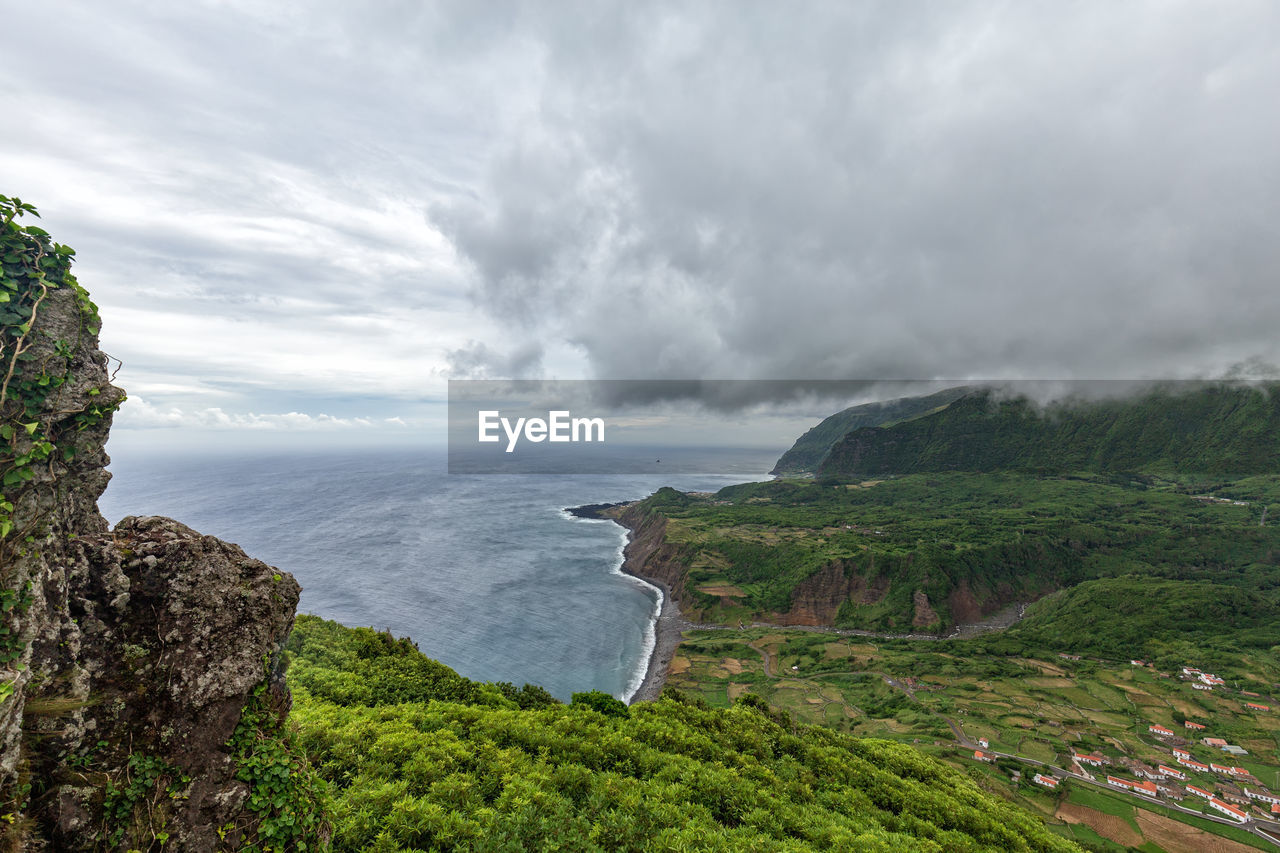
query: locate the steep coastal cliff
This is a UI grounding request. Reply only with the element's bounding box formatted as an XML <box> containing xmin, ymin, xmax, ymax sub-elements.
<box><xmin>0</xmin><ymin>200</ymin><xmax>322</xmax><ymax>850</ymax></box>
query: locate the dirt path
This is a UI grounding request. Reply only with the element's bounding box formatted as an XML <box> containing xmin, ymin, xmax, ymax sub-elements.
<box><xmin>748</xmin><ymin>641</ymin><xmax>776</xmax><ymax>677</ymax></box>
<box><xmin>942</xmin><ymin>715</ymin><xmax>972</xmax><ymax>747</ymax></box>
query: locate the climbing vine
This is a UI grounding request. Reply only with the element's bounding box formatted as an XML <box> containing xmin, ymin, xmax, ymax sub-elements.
<box><xmin>99</xmin><ymin>752</ymin><xmax>188</xmax><ymax>850</ymax></box>
<box><xmin>0</xmin><ymin>195</ymin><xmax>122</xmax><ymax>695</ymax></box>
<box><xmin>226</xmin><ymin>679</ymin><xmax>330</xmax><ymax>851</ymax></box>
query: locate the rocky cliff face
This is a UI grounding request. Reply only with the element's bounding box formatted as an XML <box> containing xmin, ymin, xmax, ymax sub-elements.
<box><xmin>617</xmin><ymin>505</ymin><xmax>690</xmax><ymax>608</ymax></box>
<box><xmin>1</xmin><ymin>209</ymin><xmax>312</xmax><ymax>850</ymax></box>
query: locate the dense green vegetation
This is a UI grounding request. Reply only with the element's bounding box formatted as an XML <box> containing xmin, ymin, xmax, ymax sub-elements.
<box><xmin>286</xmin><ymin>615</ymin><xmax>1079</xmax><ymax>852</ymax></box>
<box><xmin>817</xmin><ymin>384</ymin><xmax>1280</xmax><ymax>479</ymax></box>
<box><xmin>634</xmin><ymin>471</ymin><xmax>1280</xmax><ymax>632</ymax></box>
<box><xmin>771</xmin><ymin>387</ymin><xmax>969</xmax><ymax>475</ymax></box>
<box><xmin>1004</xmin><ymin>576</ymin><xmax>1280</xmax><ymax>664</ymax></box>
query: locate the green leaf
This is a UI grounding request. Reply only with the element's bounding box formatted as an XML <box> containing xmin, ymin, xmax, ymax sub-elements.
<box><xmin>23</xmin><ymin>423</ymin><xmax>37</xmax><ymax>435</ymax></box>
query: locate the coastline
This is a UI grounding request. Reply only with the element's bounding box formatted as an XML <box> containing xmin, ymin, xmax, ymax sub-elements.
<box><xmin>566</xmin><ymin>501</ymin><xmax>685</xmax><ymax>704</ymax></box>
<box><xmin>625</xmin><ymin>572</ymin><xmax>686</xmax><ymax>703</ymax></box>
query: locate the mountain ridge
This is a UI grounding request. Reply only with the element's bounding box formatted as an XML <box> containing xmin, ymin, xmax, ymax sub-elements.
<box><xmin>815</xmin><ymin>383</ymin><xmax>1280</xmax><ymax>479</ymax></box>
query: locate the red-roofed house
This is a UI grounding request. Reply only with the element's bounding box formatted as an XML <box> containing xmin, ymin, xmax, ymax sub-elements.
<box><xmin>1149</xmin><ymin>724</ymin><xmax>1174</xmax><ymax>737</ymax></box>
<box><xmin>1073</xmin><ymin>753</ymin><xmax>1105</xmax><ymax>767</ymax></box>
<box><xmin>1184</xmin><ymin>721</ymin><xmax>1206</xmax><ymax>730</ymax></box>
<box><xmin>1108</xmin><ymin>777</ymin><xmax>1158</xmax><ymax>796</ymax></box>
<box><xmin>1209</xmin><ymin>797</ymin><xmax>1250</xmax><ymax>823</ymax></box>
<box><xmin>1211</xmin><ymin>763</ymin><xmax>1234</xmax><ymax>775</ymax></box>
<box><xmin>1158</xmin><ymin>765</ymin><xmax>1186</xmax><ymax>781</ymax></box>
<box><xmin>1034</xmin><ymin>773</ymin><xmax>1059</xmax><ymax>789</ymax></box>
<box><xmin>972</xmin><ymin>750</ymin><xmax>993</xmax><ymax>763</ymax></box>
<box><xmin>1187</xmin><ymin>785</ymin><xmax>1212</xmax><ymax>799</ymax></box>
<box><xmin>1173</xmin><ymin>747</ymin><xmax>1191</xmax><ymax>757</ymax></box>
<box><xmin>1203</xmin><ymin>738</ymin><xmax>1228</xmax><ymax>748</ymax></box>
<box><xmin>1246</xmin><ymin>702</ymin><xmax>1271</xmax><ymax>712</ymax></box>
<box><xmin>1179</xmin><ymin>758</ymin><xmax>1210</xmax><ymax>772</ymax></box>
<box><xmin>1245</xmin><ymin>789</ymin><xmax>1280</xmax><ymax>805</ymax></box>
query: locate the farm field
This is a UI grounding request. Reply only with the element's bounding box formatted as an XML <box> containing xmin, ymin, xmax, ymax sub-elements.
<box><xmin>667</xmin><ymin>628</ymin><xmax>1280</xmax><ymax>849</ymax></box>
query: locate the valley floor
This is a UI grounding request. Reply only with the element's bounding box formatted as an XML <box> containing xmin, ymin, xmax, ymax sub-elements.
<box><xmin>665</xmin><ymin>628</ymin><xmax>1280</xmax><ymax>852</ymax></box>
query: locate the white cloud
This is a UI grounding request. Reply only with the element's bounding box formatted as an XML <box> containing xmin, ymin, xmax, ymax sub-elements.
<box><xmin>116</xmin><ymin>396</ymin><xmax>382</xmax><ymax>431</ymax></box>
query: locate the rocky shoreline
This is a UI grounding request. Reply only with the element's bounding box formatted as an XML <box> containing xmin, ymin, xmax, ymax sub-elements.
<box><xmin>566</xmin><ymin>501</ymin><xmax>686</xmax><ymax>704</ymax></box>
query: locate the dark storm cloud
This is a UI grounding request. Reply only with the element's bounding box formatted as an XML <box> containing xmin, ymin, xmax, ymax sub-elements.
<box><xmin>438</xmin><ymin>1</ymin><xmax>1280</xmax><ymax>388</ymax></box>
<box><xmin>6</xmin><ymin>1</ymin><xmax>1280</xmax><ymax>430</ymax></box>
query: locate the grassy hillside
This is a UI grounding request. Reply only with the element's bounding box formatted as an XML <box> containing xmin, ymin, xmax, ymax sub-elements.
<box><xmin>770</xmin><ymin>387</ymin><xmax>970</xmax><ymax>475</ymax></box>
<box><xmin>285</xmin><ymin>616</ymin><xmax>1078</xmax><ymax>852</ymax></box>
<box><xmin>1004</xmin><ymin>576</ymin><xmax>1280</xmax><ymax>662</ymax></box>
<box><xmin>817</xmin><ymin>384</ymin><xmax>1280</xmax><ymax>479</ymax></box>
<box><xmin>628</xmin><ymin>472</ymin><xmax>1280</xmax><ymax>632</ymax></box>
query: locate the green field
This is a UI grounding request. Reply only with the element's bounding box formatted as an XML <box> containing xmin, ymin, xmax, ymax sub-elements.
<box><xmin>667</xmin><ymin>627</ymin><xmax>1280</xmax><ymax>851</ymax></box>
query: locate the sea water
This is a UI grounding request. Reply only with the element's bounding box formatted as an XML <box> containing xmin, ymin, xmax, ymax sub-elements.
<box><xmin>97</xmin><ymin>444</ymin><xmax>775</xmax><ymax>701</ymax></box>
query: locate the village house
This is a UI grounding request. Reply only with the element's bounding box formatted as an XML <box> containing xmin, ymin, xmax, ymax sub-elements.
<box><xmin>1033</xmin><ymin>774</ymin><xmax>1059</xmax><ymax>789</ymax></box>
<box><xmin>977</xmin><ymin>738</ymin><xmax>989</xmax><ymax>749</ymax></box>
<box><xmin>1130</xmin><ymin>659</ymin><xmax>1145</xmax><ymax>666</ymax></box>
<box><xmin>1184</xmin><ymin>720</ymin><xmax>1206</xmax><ymax>731</ymax></box>
<box><xmin>1245</xmin><ymin>788</ymin><xmax>1280</xmax><ymax>806</ymax></box>
<box><xmin>972</xmin><ymin>750</ymin><xmax>993</xmax><ymax>763</ymax></box>
<box><xmin>1073</xmin><ymin>753</ymin><xmax>1106</xmax><ymax>767</ymax></box>
<box><xmin>1108</xmin><ymin>776</ymin><xmax>1158</xmax><ymax>796</ymax></box>
<box><xmin>1187</xmin><ymin>785</ymin><xmax>1213</xmax><ymax>799</ymax></box>
<box><xmin>1182</xmin><ymin>667</ymin><xmax>1201</xmax><ymax>676</ymax></box>
<box><xmin>1123</xmin><ymin>760</ymin><xmax>1158</xmax><ymax>779</ymax></box>
<box><xmin>1058</xmin><ymin>653</ymin><xmax>1082</xmax><ymax>661</ymax></box>
<box><xmin>1192</xmin><ymin>683</ymin><xmax>1213</xmax><ymax>691</ymax></box>
<box><xmin>1172</xmin><ymin>747</ymin><xmax>1190</xmax><ymax>758</ymax></box>
<box><xmin>1209</xmin><ymin>797</ymin><xmax>1251</xmax><ymax>823</ymax></box>
<box><xmin>1158</xmin><ymin>765</ymin><xmax>1187</xmax><ymax>781</ymax></box>
<box><xmin>1199</xmin><ymin>673</ymin><xmax>1225</xmax><ymax>686</ymax></box>
<box><xmin>1203</xmin><ymin>738</ymin><xmax>1229</xmax><ymax>748</ymax></box>
<box><xmin>1178</xmin><ymin>757</ymin><xmax>1211</xmax><ymax>773</ymax></box>
<box><xmin>1148</xmin><ymin>724</ymin><xmax>1174</xmax><ymax>737</ymax></box>
<box><xmin>1246</xmin><ymin>702</ymin><xmax>1271</xmax><ymax>712</ymax></box>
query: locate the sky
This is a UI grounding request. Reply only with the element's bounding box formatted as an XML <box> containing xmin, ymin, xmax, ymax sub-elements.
<box><xmin>5</xmin><ymin>1</ymin><xmax>1280</xmax><ymax>449</ymax></box>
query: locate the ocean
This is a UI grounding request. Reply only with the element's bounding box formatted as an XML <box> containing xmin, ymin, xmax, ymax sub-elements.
<box><xmin>97</xmin><ymin>443</ymin><xmax>776</xmax><ymax>702</ymax></box>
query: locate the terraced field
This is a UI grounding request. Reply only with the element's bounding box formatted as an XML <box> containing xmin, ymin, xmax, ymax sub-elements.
<box><xmin>667</xmin><ymin>628</ymin><xmax>1280</xmax><ymax>847</ymax></box>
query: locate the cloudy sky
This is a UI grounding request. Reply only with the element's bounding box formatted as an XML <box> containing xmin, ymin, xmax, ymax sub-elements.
<box><xmin>5</xmin><ymin>1</ymin><xmax>1280</xmax><ymax>445</ymax></box>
